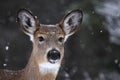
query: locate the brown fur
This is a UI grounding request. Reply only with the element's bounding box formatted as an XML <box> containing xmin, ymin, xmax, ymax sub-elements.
<box><xmin>0</xmin><ymin>9</ymin><xmax>83</xmax><ymax>80</ymax></box>
<box><xmin>0</xmin><ymin>25</ymin><xmax>64</xmax><ymax>80</ymax></box>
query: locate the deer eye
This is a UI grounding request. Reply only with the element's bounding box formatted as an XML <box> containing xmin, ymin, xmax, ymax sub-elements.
<box><xmin>39</xmin><ymin>36</ymin><xmax>45</xmax><ymax>42</ymax></box>
<box><xmin>58</xmin><ymin>37</ymin><xmax>64</xmax><ymax>42</ymax></box>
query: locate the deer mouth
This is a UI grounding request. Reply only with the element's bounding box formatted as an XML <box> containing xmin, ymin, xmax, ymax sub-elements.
<box><xmin>47</xmin><ymin>49</ymin><xmax>61</xmax><ymax>64</ymax></box>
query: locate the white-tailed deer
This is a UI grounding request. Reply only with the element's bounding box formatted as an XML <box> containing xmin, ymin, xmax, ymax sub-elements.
<box><xmin>0</xmin><ymin>9</ymin><xmax>83</xmax><ymax>80</ymax></box>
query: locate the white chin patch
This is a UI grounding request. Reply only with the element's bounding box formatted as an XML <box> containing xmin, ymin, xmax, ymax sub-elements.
<box><xmin>39</xmin><ymin>62</ymin><xmax>60</xmax><ymax>75</ymax></box>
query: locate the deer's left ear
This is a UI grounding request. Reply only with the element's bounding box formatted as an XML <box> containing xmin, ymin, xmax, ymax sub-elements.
<box><xmin>60</xmin><ymin>9</ymin><xmax>83</xmax><ymax>40</ymax></box>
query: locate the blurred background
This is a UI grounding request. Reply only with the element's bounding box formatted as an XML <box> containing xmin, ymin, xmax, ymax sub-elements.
<box><xmin>0</xmin><ymin>0</ymin><xmax>120</xmax><ymax>80</ymax></box>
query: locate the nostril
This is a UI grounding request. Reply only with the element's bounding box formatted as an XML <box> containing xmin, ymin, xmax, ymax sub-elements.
<box><xmin>47</xmin><ymin>49</ymin><xmax>60</xmax><ymax>63</ymax></box>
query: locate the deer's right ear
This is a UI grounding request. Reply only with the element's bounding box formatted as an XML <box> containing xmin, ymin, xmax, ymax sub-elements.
<box><xmin>17</xmin><ymin>9</ymin><xmax>38</xmax><ymax>35</ymax></box>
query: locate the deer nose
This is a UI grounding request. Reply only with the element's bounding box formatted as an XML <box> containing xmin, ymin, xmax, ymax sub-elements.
<box><xmin>47</xmin><ymin>49</ymin><xmax>60</xmax><ymax>63</ymax></box>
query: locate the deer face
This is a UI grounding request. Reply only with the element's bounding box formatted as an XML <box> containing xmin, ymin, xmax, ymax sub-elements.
<box><xmin>17</xmin><ymin>9</ymin><xmax>83</xmax><ymax>74</ymax></box>
<box><xmin>34</xmin><ymin>24</ymin><xmax>65</xmax><ymax>63</ymax></box>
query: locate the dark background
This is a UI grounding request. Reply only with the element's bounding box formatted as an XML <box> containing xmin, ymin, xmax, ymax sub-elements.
<box><xmin>0</xmin><ymin>0</ymin><xmax>120</xmax><ymax>80</ymax></box>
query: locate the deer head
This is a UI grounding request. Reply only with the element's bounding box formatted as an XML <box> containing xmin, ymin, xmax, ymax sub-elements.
<box><xmin>17</xmin><ymin>9</ymin><xmax>83</xmax><ymax>76</ymax></box>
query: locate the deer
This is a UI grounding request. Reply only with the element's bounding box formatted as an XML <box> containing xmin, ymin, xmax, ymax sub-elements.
<box><xmin>0</xmin><ymin>9</ymin><xmax>83</xmax><ymax>80</ymax></box>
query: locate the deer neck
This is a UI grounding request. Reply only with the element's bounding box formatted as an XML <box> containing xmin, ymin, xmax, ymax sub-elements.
<box><xmin>22</xmin><ymin>52</ymin><xmax>59</xmax><ymax>80</ymax></box>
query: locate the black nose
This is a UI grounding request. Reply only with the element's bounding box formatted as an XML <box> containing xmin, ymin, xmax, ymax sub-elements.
<box><xmin>47</xmin><ymin>49</ymin><xmax>60</xmax><ymax>63</ymax></box>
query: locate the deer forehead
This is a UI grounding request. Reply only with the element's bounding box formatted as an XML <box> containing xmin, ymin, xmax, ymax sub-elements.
<box><xmin>35</xmin><ymin>24</ymin><xmax>65</xmax><ymax>36</ymax></box>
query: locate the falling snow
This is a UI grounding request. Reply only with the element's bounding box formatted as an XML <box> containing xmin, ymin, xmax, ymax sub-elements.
<box><xmin>92</xmin><ymin>11</ymin><xmax>95</xmax><ymax>14</ymax></box>
<box><xmin>114</xmin><ymin>59</ymin><xmax>119</xmax><ymax>64</ymax></box>
<box><xmin>3</xmin><ymin>63</ymin><xmax>7</xmax><ymax>67</ymax></box>
<box><xmin>5</xmin><ymin>46</ymin><xmax>9</xmax><ymax>51</ymax></box>
<box><xmin>100</xmin><ymin>30</ymin><xmax>103</xmax><ymax>33</ymax></box>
